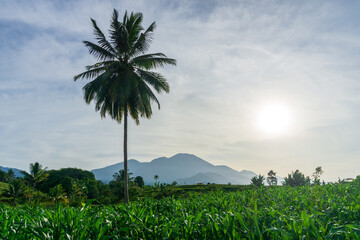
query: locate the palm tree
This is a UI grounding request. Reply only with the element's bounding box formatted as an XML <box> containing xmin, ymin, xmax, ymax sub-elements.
<box><xmin>154</xmin><ymin>174</ymin><xmax>159</xmax><ymax>187</ymax></box>
<box><xmin>4</xmin><ymin>179</ymin><xmax>26</xmax><ymax>204</ymax></box>
<box><xmin>49</xmin><ymin>184</ymin><xmax>68</xmax><ymax>204</ymax></box>
<box><xmin>74</xmin><ymin>9</ymin><xmax>176</xmax><ymax>203</ymax></box>
<box><xmin>250</xmin><ymin>175</ymin><xmax>265</xmax><ymax>188</ymax></box>
<box><xmin>21</xmin><ymin>162</ymin><xmax>48</xmax><ymax>189</ymax></box>
<box><xmin>21</xmin><ymin>162</ymin><xmax>48</xmax><ymax>201</ymax></box>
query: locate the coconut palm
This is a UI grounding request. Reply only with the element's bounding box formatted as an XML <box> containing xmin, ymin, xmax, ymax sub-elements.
<box><xmin>49</xmin><ymin>184</ymin><xmax>68</xmax><ymax>204</ymax></box>
<box><xmin>154</xmin><ymin>174</ymin><xmax>159</xmax><ymax>187</ymax></box>
<box><xmin>21</xmin><ymin>162</ymin><xmax>48</xmax><ymax>189</ymax></box>
<box><xmin>74</xmin><ymin>9</ymin><xmax>175</xmax><ymax>203</ymax></box>
<box><xmin>250</xmin><ymin>175</ymin><xmax>265</xmax><ymax>188</ymax></box>
<box><xmin>4</xmin><ymin>179</ymin><xmax>26</xmax><ymax>204</ymax></box>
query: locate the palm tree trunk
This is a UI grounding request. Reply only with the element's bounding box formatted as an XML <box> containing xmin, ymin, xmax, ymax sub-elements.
<box><xmin>123</xmin><ymin>104</ymin><xmax>129</xmax><ymax>204</ymax></box>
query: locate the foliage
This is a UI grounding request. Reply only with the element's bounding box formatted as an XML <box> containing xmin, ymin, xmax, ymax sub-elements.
<box><xmin>21</xmin><ymin>162</ymin><xmax>49</xmax><ymax>189</ymax></box>
<box><xmin>312</xmin><ymin>166</ymin><xmax>324</xmax><ymax>185</ymax></box>
<box><xmin>0</xmin><ymin>182</ymin><xmax>8</xmax><ymax>194</ymax></box>
<box><xmin>49</xmin><ymin>184</ymin><xmax>68</xmax><ymax>204</ymax></box>
<box><xmin>38</xmin><ymin>168</ymin><xmax>96</xmax><ymax>193</ymax></box>
<box><xmin>154</xmin><ymin>175</ymin><xmax>160</xmax><ymax>187</ymax></box>
<box><xmin>0</xmin><ymin>169</ymin><xmax>16</xmax><ymax>183</ymax></box>
<box><xmin>74</xmin><ymin>9</ymin><xmax>176</xmax><ymax>203</ymax></box>
<box><xmin>283</xmin><ymin>170</ymin><xmax>311</xmax><ymax>187</ymax></box>
<box><xmin>0</xmin><ymin>170</ymin><xmax>9</xmax><ymax>183</ymax></box>
<box><xmin>251</xmin><ymin>174</ymin><xmax>265</xmax><ymax>187</ymax></box>
<box><xmin>3</xmin><ymin>179</ymin><xmax>27</xmax><ymax>204</ymax></box>
<box><xmin>267</xmin><ymin>170</ymin><xmax>277</xmax><ymax>186</ymax></box>
<box><xmin>134</xmin><ymin>176</ymin><xmax>144</xmax><ymax>188</ymax></box>
<box><xmin>2</xmin><ymin>181</ymin><xmax>360</xmax><ymax>238</ymax></box>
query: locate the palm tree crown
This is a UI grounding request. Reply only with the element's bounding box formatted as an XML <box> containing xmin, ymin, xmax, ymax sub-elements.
<box><xmin>21</xmin><ymin>162</ymin><xmax>48</xmax><ymax>188</ymax></box>
<box><xmin>74</xmin><ymin>9</ymin><xmax>176</xmax><ymax>124</ymax></box>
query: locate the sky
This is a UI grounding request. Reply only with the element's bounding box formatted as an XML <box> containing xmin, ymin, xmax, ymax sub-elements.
<box><xmin>1</xmin><ymin>0</ymin><xmax>360</xmax><ymax>181</ymax></box>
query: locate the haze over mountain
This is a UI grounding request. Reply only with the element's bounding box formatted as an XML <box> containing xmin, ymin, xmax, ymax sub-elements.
<box><xmin>0</xmin><ymin>166</ymin><xmax>24</xmax><ymax>178</ymax></box>
<box><xmin>91</xmin><ymin>153</ymin><xmax>257</xmax><ymax>185</ymax></box>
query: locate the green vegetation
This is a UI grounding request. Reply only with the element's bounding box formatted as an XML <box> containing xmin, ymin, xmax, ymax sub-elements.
<box><xmin>267</xmin><ymin>170</ymin><xmax>277</xmax><ymax>186</ymax></box>
<box><xmin>284</xmin><ymin>169</ymin><xmax>311</xmax><ymax>187</ymax></box>
<box><xmin>250</xmin><ymin>174</ymin><xmax>265</xmax><ymax>187</ymax></box>
<box><xmin>2</xmin><ymin>179</ymin><xmax>360</xmax><ymax>239</ymax></box>
<box><xmin>74</xmin><ymin>9</ymin><xmax>176</xmax><ymax>203</ymax></box>
<box><xmin>0</xmin><ymin>182</ymin><xmax>8</xmax><ymax>194</ymax></box>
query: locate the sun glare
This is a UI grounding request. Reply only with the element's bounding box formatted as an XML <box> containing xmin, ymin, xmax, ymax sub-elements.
<box><xmin>256</xmin><ymin>103</ymin><xmax>293</xmax><ymax>136</ymax></box>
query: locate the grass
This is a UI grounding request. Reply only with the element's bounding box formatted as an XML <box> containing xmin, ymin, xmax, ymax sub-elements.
<box><xmin>1</xmin><ymin>180</ymin><xmax>360</xmax><ymax>239</ymax></box>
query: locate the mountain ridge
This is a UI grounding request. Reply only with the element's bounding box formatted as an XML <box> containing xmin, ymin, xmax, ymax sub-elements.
<box><xmin>91</xmin><ymin>153</ymin><xmax>257</xmax><ymax>185</ymax></box>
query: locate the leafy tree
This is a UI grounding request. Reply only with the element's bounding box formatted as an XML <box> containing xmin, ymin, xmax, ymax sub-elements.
<box><xmin>38</xmin><ymin>168</ymin><xmax>96</xmax><ymax>193</ymax></box>
<box><xmin>251</xmin><ymin>175</ymin><xmax>265</xmax><ymax>187</ymax></box>
<box><xmin>283</xmin><ymin>170</ymin><xmax>310</xmax><ymax>187</ymax></box>
<box><xmin>312</xmin><ymin>166</ymin><xmax>324</xmax><ymax>185</ymax></box>
<box><xmin>86</xmin><ymin>180</ymin><xmax>105</xmax><ymax>199</ymax></box>
<box><xmin>74</xmin><ymin>9</ymin><xmax>176</xmax><ymax>203</ymax></box>
<box><xmin>267</xmin><ymin>170</ymin><xmax>277</xmax><ymax>186</ymax></box>
<box><xmin>134</xmin><ymin>176</ymin><xmax>144</xmax><ymax>188</ymax></box>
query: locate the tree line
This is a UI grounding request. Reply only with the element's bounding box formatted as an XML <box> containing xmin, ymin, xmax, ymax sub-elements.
<box><xmin>250</xmin><ymin>167</ymin><xmax>325</xmax><ymax>187</ymax></box>
<box><xmin>0</xmin><ymin>162</ymin><xmax>146</xmax><ymax>205</ymax></box>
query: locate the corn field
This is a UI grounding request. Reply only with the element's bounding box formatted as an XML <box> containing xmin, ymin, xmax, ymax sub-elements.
<box><xmin>1</xmin><ymin>180</ymin><xmax>360</xmax><ymax>239</ymax></box>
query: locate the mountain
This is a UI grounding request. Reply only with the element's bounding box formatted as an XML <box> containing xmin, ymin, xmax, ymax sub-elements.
<box><xmin>0</xmin><ymin>166</ymin><xmax>24</xmax><ymax>177</ymax></box>
<box><xmin>91</xmin><ymin>153</ymin><xmax>257</xmax><ymax>185</ymax></box>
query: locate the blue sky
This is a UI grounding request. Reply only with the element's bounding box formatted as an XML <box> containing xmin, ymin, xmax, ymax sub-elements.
<box><xmin>1</xmin><ymin>0</ymin><xmax>360</xmax><ymax>181</ymax></box>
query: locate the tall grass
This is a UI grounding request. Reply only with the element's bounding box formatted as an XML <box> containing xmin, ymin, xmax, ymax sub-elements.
<box><xmin>1</xmin><ymin>180</ymin><xmax>360</xmax><ymax>239</ymax></box>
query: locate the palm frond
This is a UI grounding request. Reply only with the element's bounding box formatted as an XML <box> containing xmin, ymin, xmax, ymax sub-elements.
<box><xmin>110</xmin><ymin>9</ymin><xmax>129</xmax><ymax>54</ymax></box>
<box><xmin>90</xmin><ymin>18</ymin><xmax>116</xmax><ymax>55</ymax></box>
<box><xmin>74</xmin><ymin>61</ymin><xmax>119</xmax><ymax>81</ymax></box>
<box><xmin>131</xmin><ymin>22</ymin><xmax>156</xmax><ymax>56</ymax></box>
<box><xmin>74</xmin><ymin>67</ymin><xmax>106</xmax><ymax>81</ymax></box>
<box><xmin>83</xmin><ymin>41</ymin><xmax>115</xmax><ymax>61</ymax></box>
<box><xmin>126</xmin><ymin>12</ymin><xmax>143</xmax><ymax>46</ymax></box>
<box><xmin>137</xmin><ymin>69</ymin><xmax>170</xmax><ymax>93</ymax></box>
<box><xmin>132</xmin><ymin>53</ymin><xmax>176</xmax><ymax>70</ymax></box>
<box><xmin>127</xmin><ymin>93</ymin><xmax>141</xmax><ymax>125</ymax></box>
<box><xmin>140</xmin><ymin>80</ymin><xmax>161</xmax><ymax>110</ymax></box>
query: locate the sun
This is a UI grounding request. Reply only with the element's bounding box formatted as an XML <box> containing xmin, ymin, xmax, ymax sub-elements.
<box><xmin>256</xmin><ymin>102</ymin><xmax>293</xmax><ymax>136</ymax></box>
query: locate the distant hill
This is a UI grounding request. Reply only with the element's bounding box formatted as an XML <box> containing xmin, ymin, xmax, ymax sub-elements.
<box><xmin>91</xmin><ymin>153</ymin><xmax>257</xmax><ymax>185</ymax></box>
<box><xmin>0</xmin><ymin>166</ymin><xmax>24</xmax><ymax>178</ymax></box>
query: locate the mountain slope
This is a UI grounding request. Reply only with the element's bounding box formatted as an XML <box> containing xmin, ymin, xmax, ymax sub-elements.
<box><xmin>0</xmin><ymin>166</ymin><xmax>24</xmax><ymax>178</ymax></box>
<box><xmin>91</xmin><ymin>153</ymin><xmax>256</xmax><ymax>185</ymax></box>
